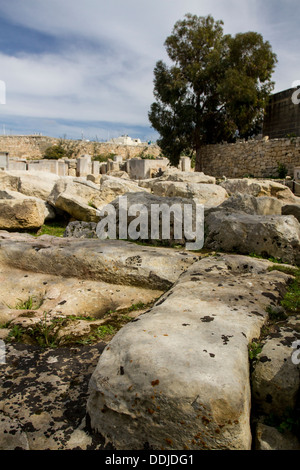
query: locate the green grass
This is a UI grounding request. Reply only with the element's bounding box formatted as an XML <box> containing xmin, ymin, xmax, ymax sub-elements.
<box><xmin>6</xmin><ymin>312</ymin><xmax>67</xmax><ymax>348</ymax></box>
<box><xmin>249</xmin><ymin>252</ymin><xmax>283</xmax><ymax>264</ymax></box>
<box><xmin>3</xmin><ymin>299</ymin><xmax>159</xmax><ymax>348</ymax></box>
<box><xmin>13</xmin><ymin>296</ymin><xmax>42</xmax><ymax>310</ymax></box>
<box><xmin>268</xmin><ymin>265</ymin><xmax>300</xmax><ymax>314</ymax></box>
<box><xmin>27</xmin><ymin>222</ymin><xmax>66</xmax><ymax>238</ymax></box>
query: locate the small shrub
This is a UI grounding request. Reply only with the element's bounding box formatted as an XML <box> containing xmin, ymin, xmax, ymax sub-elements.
<box><xmin>277</xmin><ymin>162</ymin><xmax>288</xmax><ymax>179</ymax></box>
<box><xmin>44</xmin><ymin>144</ymin><xmax>67</xmax><ymax>160</ymax></box>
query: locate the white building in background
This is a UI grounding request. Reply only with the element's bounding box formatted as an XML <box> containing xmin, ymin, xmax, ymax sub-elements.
<box><xmin>108</xmin><ymin>135</ymin><xmax>142</xmax><ymax>145</ymax></box>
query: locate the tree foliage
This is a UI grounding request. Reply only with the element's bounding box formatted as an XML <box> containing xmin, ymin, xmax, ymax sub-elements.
<box><xmin>44</xmin><ymin>144</ymin><xmax>67</xmax><ymax>160</ymax></box>
<box><xmin>148</xmin><ymin>14</ymin><xmax>277</xmax><ymax>168</ymax></box>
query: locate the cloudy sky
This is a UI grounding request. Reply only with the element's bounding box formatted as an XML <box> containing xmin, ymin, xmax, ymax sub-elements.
<box><xmin>0</xmin><ymin>0</ymin><xmax>299</xmax><ymax>141</ymax></box>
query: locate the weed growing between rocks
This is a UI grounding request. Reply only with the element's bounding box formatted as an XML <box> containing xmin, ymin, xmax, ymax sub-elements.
<box><xmin>1</xmin><ymin>301</ymin><xmax>156</xmax><ymax>349</ymax></box>
<box><xmin>268</xmin><ymin>264</ymin><xmax>300</xmax><ymax>315</ymax></box>
<box><xmin>9</xmin><ymin>295</ymin><xmax>43</xmax><ymax>310</ymax></box>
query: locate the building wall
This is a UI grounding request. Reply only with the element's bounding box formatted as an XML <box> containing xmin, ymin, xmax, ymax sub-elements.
<box><xmin>263</xmin><ymin>88</ymin><xmax>300</xmax><ymax>139</ymax></box>
<box><xmin>198</xmin><ymin>137</ymin><xmax>300</xmax><ymax>178</ymax></box>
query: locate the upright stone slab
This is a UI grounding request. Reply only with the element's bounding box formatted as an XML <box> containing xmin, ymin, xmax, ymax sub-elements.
<box><xmin>0</xmin><ymin>153</ymin><xmax>9</xmax><ymax>170</ymax></box>
<box><xmin>113</xmin><ymin>155</ymin><xmax>123</xmax><ymax>164</ymax></box>
<box><xmin>92</xmin><ymin>161</ymin><xmax>100</xmax><ymax>176</ymax></box>
<box><xmin>27</xmin><ymin>160</ymin><xmax>58</xmax><ymax>174</ymax></box>
<box><xmin>57</xmin><ymin>160</ymin><xmax>67</xmax><ymax>176</ymax></box>
<box><xmin>76</xmin><ymin>156</ymin><xmax>92</xmax><ymax>177</ymax></box>
<box><xmin>100</xmin><ymin>163</ymin><xmax>107</xmax><ymax>174</ymax></box>
<box><xmin>179</xmin><ymin>156</ymin><xmax>191</xmax><ymax>172</ymax></box>
<box><xmin>7</xmin><ymin>160</ymin><xmax>26</xmax><ymax>171</ymax></box>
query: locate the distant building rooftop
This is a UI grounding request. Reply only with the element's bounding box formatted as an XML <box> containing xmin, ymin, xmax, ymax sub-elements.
<box><xmin>107</xmin><ymin>135</ymin><xmax>142</xmax><ymax>145</ymax></box>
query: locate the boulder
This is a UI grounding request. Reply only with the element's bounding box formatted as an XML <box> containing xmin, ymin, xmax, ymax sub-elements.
<box><xmin>0</xmin><ymin>188</ymin><xmax>57</xmax><ymax>223</ymax></box>
<box><xmin>0</xmin><ymin>198</ymin><xmax>47</xmax><ymax>230</ymax></box>
<box><xmin>220</xmin><ymin>178</ymin><xmax>298</xmax><ymax>204</ymax></box>
<box><xmin>251</xmin><ymin>325</ymin><xmax>300</xmax><ymax>416</ymax></box>
<box><xmin>48</xmin><ymin>176</ymin><xmax>148</xmax><ymax>222</ymax></box>
<box><xmin>48</xmin><ymin>177</ymin><xmax>105</xmax><ymax>222</ymax></box>
<box><xmin>0</xmin><ymin>341</ymin><xmax>106</xmax><ymax>449</ymax></box>
<box><xmin>0</xmin><ymin>170</ymin><xmax>60</xmax><ymax>201</ymax></box>
<box><xmin>139</xmin><ymin>169</ymin><xmax>216</xmax><ymax>191</ymax></box>
<box><xmin>254</xmin><ymin>423</ymin><xmax>300</xmax><ymax>450</ymax></box>
<box><xmin>86</xmin><ymin>254</ymin><xmax>292</xmax><ymax>450</ymax></box>
<box><xmin>106</xmin><ymin>171</ymin><xmax>130</xmax><ymax>179</ymax></box>
<box><xmin>48</xmin><ymin>177</ymin><xmax>103</xmax><ymax>208</ymax></box>
<box><xmin>99</xmin><ymin>175</ymin><xmax>149</xmax><ymax>205</ymax></box>
<box><xmin>282</xmin><ymin>203</ymin><xmax>300</xmax><ymax>222</ymax></box>
<box><xmin>54</xmin><ymin>193</ymin><xmax>100</xmax><ymax>222</ymax></box>
<box><xmin>204</xmin><ymin>212</ymin><xmax>300</xmax><ymax>265</ymax></box>
<box><xmin>160</xmin><ymin>168</ymin><xmax>216</xmax><ymax>184</ymax></box>
<box><xmin>64</xmin><ymin>221</ymin><xmax>97</xmax><ymax>238</ymax></box>
<box><xmin>151</xmin><ymin>181</ymin><xmax>228</xmax><ymax>208</ymax></box>
<box><xmin>206</xmin><ymin>193</ymin><xmax>283</xmax><ymax>216</ymax></box>
<box><xmin>100</xmin><ymin>191</ymin><xmax>203</xmax><ymax>247</ymax></box>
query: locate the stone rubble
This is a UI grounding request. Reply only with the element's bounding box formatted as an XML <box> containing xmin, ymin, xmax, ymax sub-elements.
<box><xmin>0</xmin><ymin>166</ymin><xmax>299</xmax><ymax>450</ymax></box>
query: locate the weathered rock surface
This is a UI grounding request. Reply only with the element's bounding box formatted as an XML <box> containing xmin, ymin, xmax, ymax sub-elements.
<box><xmin>47</xmin><ymin>175</ymin><xmax>148</xmax><ymax>222</ymax></box>
<box><xmin>100</xmin><ymin>191</ymin><xmax>202</xmax><ymax>247</ymax></box>
<box><xmin>63</xmin><ymin>221</ymin><xmax>97</xmax><ymax>239</ymax></box>
<box><xmin>47</xmin><ymin>177</ymin><xmax>103</xmax><ymax>222</ymax></box>
<box><xmin>0</xmin><ymin>232</ymin><xmax>197</xmax><ymax>290</ymax></box>
<box><xmin>139</xmin><ymin>169</ymin><xmax>216</xmax><ymax>191</ymax></box>
<box><xmin>0</xmin><ymin>189</ymin><xmax>57</xmax><ymax>225</ymax></box>
<box><xmin>0</xmin><ymin>198</ymin><xmax>47</xmax><ymax>230</ymax></box>
<box><xmin>204</xmin><ymin>212</ymin><xmax>300</xmax><ymax>265</ymax></box>
<box><xmin>251</xmin><ymin>324</ymin><xmax>300</xmax><ymax>416</ymax></box>
<box><xmin>160</xmin><ymin>168</ymin><xmax>216</xmax><ymax>184</ymax></box>
<box><xmin>220</xmin><ymin>178</ymin><xmax>299</xmax><ymax>204</ymax></box>
<box><xmin>86</xmin><ymin>254</ymin><xmax>293</xmax><ymax>450</ymax></box>
<box><xmin>282</xmin><ymin>203</ymin><xmax>300</xmax><ymax>222</ymax></box>
<box><xmin>0</xmin><ymin>342</ymin><xmax>108</xmax><ymax>450</ymax></box>
<box><xmin>206</xmin><ymin>193</ymin><xmax>283</xmax><ymax>216</ymax></box>
<box><xmin>254</xmin><ymin>423</ymin><xmax>300</xmax><ymax>450</ymax></box>
<box><xmin>0</xmin><ymin>170</ymin><xmax>60</xmax><ymax>201</ymax></box>
<box><xmin>0</xmin><ymin>264</ymin><xmax>164</xmax><ymax>324</ymax></box>
<box><xmin>99</xmin><ymin>175</ymin><xmax>146</xmax><ymax>202</ymax></box>
<box><xmin>151</xmin><ymin>181</ymin><xmax>228</xmax><ymax>208</ymax></box>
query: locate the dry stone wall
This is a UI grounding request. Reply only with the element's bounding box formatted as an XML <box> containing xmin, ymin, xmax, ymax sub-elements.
<box><xmin>0</xmin><ymin>135</ymin><xmax>161</xmax><ymax>161</ymax></box>
<box><xmin>198</xmin><ymin>137</ymin><xmax>300</xmax><ymax>178</ymax></box>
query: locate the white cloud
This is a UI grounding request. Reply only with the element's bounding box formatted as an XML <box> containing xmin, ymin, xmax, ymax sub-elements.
<box><xmin>0</xmin><ymin>0</ymin><xmax>299</xmax><ymax>136</ymax></box>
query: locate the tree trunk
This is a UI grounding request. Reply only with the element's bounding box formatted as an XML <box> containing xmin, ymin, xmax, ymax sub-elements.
<box><xmin>195</xmin><ymin>145</ymin><xmax>202</xmax><ymax>172</ymax></box>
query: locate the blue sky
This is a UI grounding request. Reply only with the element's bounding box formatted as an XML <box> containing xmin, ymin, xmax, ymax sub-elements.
<box><xmin>0</xmin><ymin>0</ymin><xmax>299</xmax><ymax>141</ymax></box>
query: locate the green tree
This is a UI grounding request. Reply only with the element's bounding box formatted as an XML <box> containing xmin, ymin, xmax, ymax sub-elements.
<box><xmin>148</xmin><ymin>14</ymin><xmax>277</xmax><ymax>169</ymax></box>
<box><xmin>44</xmin><ymin>143</ymin><xmax>67</xmax><ymax>160</ymax></box>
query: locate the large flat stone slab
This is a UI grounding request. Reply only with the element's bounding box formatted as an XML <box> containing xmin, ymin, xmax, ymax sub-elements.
<box><xmin>86</xmin><ymin>254</ymin><xmax>293</xmax><ymax>450</ymax></box>
<box><xmin>0</xmin><ymin>232</ymin><xmax>198</xmax><ymax>290</ymax></box>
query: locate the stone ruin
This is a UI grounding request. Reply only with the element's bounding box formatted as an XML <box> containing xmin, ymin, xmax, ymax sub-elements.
<box><xmin>1</xmin><ymin>153</ymin><xmax>192</xmax><ymax>180</ymax></box>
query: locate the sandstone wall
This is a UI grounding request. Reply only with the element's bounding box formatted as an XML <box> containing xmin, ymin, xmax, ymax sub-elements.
<box><xmin>198</xmin><ymin>137</ymin><xmax>300</xmax><ymax>178</ymax></box>
<box><xmin>0</xmin><ymin>135</ymin><xmax>161</xmax><ymax>161</ymax></box>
